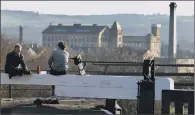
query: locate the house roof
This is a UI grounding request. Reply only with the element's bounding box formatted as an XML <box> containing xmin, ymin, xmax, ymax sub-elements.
<box><xmin>42</xmin><ymin>24</ymin><xmax>107</xmax><ymax>34</ymax></box>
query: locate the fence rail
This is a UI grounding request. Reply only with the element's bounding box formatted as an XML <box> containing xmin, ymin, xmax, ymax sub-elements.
<box><xmin>1</xmin><ymin>70</ymin><xmax>193</xmax><ymax>76</ymax></box>
<box><xmin>174</xmin><ymin>83</ymin><xmax>194</xmax><ymax>86</ymax></box>
<box><xmin>103</xmin><ymin>72</ymin><xmax>194</xmax><ymax>76</ymax></box>
<box><xmin>92</xmin><ymin>62</ymin><xmax>194</xmax><ymax>67</ymax></box>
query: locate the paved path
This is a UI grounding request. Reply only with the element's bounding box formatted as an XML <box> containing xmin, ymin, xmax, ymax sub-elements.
<box><xmin>1</xmin><ymin>98</ymin><xmax>106</xmax><ymax>115</ymax></box>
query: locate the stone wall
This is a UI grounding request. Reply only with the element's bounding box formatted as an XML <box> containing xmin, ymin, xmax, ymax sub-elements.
<box><xmin>154</xmin><ymin>58</ymin><xmax>194</xmax><ymax>73</ymax></box>
<box><xmin>176</xmin><ymin>59</ymin><xmax>194</xmax><ymax>73</ymax></box>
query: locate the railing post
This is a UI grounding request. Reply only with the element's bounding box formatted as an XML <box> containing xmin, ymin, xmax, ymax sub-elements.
<box><xmin>137</xmin><ymin>59</ymin><xmax>155</xmax><ymax>114</ymax></box>
<box><xmin>137</xmin><ymin>81</ymin><xmax>154</xmax><ymax>114</ymax></box>
<box><xmin>52</xmin><ymin>85</ymin><xmax>55</xmax><ymax>96</ymax></box>
<box><xmin>188</xmin><ymin>101</ymin><xmax>194</xmax><ymax>114</ymax></box>
<box><xmin>188</xmin><ymin>91</ymin><xmax>194</xmax><ymax>114</ymax></box>
<box><xmin>175</xmin><ymin>101</ymin><xmax>184</xmax><ymax>114</ymax></box>
<box><xmin>8</xmin><ymin>84</ymin><xmax>12</xmax><ymax>98</ymax></box>
<box><xmin>161</xmin><ymin>90</ymin><xmax>171</xmax><ymax>114</ymax></box>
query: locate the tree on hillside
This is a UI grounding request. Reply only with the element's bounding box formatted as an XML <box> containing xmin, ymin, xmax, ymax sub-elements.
<box><xmin>83</xmin><ymin>47</ymin><xmax>153</xmax><ymax>73</ymax></box>
<box><xmin>0</xmin><ymin>34</ymin><xmax>51</xmax><ymax>71</ymax></box>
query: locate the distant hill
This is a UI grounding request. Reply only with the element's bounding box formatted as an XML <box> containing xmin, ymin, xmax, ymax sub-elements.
<box><xmin>1</xmin><ymin>10</ymin><xmax>194</xmax><ymax>48</ymax></box>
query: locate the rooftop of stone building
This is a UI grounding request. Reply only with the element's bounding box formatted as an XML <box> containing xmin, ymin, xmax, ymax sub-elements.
<box><xmin>42</xmin><ymin>23</ymin><xmax>108</xmax><ymax>34</ymax></box>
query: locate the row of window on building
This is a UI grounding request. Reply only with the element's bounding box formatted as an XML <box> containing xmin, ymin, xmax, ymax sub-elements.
<box><xmin>43</xmin><ymin>36</ymin><xmax>108</xmax><ymax>42</ymax></box>
<box><xmin>123</xmin><ymin>43</ymin><xmax>148</xmax><ymax>48</ymax></box>
<box><xmin>43</xmin><ymin>43</ymin><xmax>97</xmax><ymax>48</ymax></box>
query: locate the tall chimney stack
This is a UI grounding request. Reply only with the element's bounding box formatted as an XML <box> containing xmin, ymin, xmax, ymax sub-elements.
<box><xmin>168</xmin><ymin>2</ymin><xmax>177</xmax><ymax>58</ymax></box>
<box><xmin>19</xmin><ymin>25</ymin><xmax>23</xmax><ymax>44</ymax></box>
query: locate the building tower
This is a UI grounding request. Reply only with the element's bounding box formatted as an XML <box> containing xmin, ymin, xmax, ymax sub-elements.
<box><xmin>151</xmin><ymin>24</ymin><xmax>161</xmax><ymax>37</ymax></box>
<box><xmin>109</xmin><ymin>21</ymin><xmax>123</xmax><ymax>48</ymax></box>
<box><xmin>149</xmin><ymin>24</ymin><xmax>161</xmax><ymax>57</ymax></box>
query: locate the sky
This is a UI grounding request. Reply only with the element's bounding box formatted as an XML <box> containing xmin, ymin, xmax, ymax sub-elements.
<box><xmin>1</xmin><ymin>1</ymin><xmax>194</xmax><ymax>16</ymax></box>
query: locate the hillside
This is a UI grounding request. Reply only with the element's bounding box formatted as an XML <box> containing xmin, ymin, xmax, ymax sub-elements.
<box><xmin>1</xmin><ymin>10</ymin><xmax>194</xmax><ymax>47</ymax></box>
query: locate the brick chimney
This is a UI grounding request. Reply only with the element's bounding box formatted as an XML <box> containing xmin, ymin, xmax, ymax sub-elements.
<box><xmin>168</xmin><ymin>2</ymin><xmax>177</xmax><ymax>58</ymax></box>
<box><xmin>19</xmin><ymin>25</ymin><xmax>23</xmax><ymax>44</ymax></box>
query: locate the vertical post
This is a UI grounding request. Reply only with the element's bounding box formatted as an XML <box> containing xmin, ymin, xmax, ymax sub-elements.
<box><xmin>137</xmin><ymin>59</ymin><xmax>155</xmax><ymax>114</ymax></box>
<box><xmin>104</xmin><ymin>65</ymin><xmax>110</xmax><ymax>113</ymax></box>
<box><xmin>36</xmin><ymin>65</ymin><xmax>40</xmax><ymax>74</ymax></box>
<box><xmin>52</xmin><ymin>85</ymin><xmax>55</xmax><ymax>96</ymax></box>
<box><xmin>137</xmin><ymin>81</ymin><xmax>154</xmax><ymax>114</ymax></box>
<box><xmin>136</xmin><ymin>81</ymin><xmax>140</xmax><ymax>113</ymax></box>
<box><xmin>151</xmin><ymin>60</ymin><xmax>155</xmax><ymax>114</ymax></box>
<box><xmin>188</xmin><ymin>101</ymin><xmax>194</xmax><ymax>114</ymax></box>
<box><xmin>161</xmin><ymin>90</ymin><xmax>171</xmax><ymax>114</ymax></box>
<box><xmin>8</xmin><ymin>84</ymin><xmax>12</xmax><ymax>98</ymax></box>
<box><xmin>142</xmin><ymin>60</ymin><xmax>155</xmax><ymax>82</ymax></box>
<box><xmin>161</xmin><ymin>101</ymin><xmax>171</xmax><ymax>114</ymax></box>
<box><xmin>188</xmin><ymin>92</ymin><xmax>194</xmax><ymax>114</ymax></box>
<box><xmin>175</xmin><ymin>101</ymin><xmax>184</xmax><ymax>114</ymax></box>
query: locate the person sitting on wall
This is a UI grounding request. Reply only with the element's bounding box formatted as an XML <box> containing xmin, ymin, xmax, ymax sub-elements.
<box><xmin>5</xmin><ymin>44</ymin><xmax>31</xmax><ymax>79</ymax></box>
<box><xmin>48</xmin><ymin>42</ymin><xmax>69</xmax><ymax>75</ymax></box>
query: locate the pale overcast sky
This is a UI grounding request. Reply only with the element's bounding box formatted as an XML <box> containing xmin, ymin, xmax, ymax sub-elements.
<box><xmin>1</xmin><ymin>1</ymin><xmax>194</xmax><ymax>16</ymax></box>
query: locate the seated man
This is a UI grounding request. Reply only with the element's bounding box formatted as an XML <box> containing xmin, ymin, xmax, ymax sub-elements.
<box><xmin>4</xmin><ymin>44</ymin><xmax>31</xmax><ymax>79</ymax></box>
<box><xmin>48</xmin><ymin>42</ymin><xmax>69</xmax><ymax>75</ymax></box>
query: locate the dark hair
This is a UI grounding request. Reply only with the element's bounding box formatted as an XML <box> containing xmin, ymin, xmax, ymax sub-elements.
<box><xmin>58</xmin><ymin>42</ymin><xmax>65</xmax><ymax>50</ymax></box>
<box><xmin>14</xmin><ymin>44</ymin><xmax>22</xmax><ymax>49</ymax></box>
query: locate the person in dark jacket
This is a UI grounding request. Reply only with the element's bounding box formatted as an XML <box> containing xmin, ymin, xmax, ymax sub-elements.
<box><xmin>48</xmin><ymin>42</ymin><xmax>69</xmax><ymax>75</ymax></box>
<box><xmin>5</xmin><ymin>44</ymin><xmax>31</xmax><ymax>79</ymax></box>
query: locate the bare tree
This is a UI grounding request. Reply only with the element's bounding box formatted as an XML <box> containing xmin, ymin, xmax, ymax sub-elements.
<box><xmin>0</xmin><ymin>36</ymin><xmax>19</xmax><ymax>70</ymax></box>
<box><xmin>83</xmin><ymin>47</ymin><xmax>151</xmax><ymax>73</ymax></box>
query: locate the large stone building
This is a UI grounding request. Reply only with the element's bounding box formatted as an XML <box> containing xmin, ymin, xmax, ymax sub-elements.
<box><xmin>123</xmin><ymin>24</ymin><xmax>161</xmax><ymax>57</ymax></box>
<box><xmin>42</xmin><ymin>21</ymin><xmax>123</xmax><ymax>49</ymax></box>
<box><xmin>42</xmin><ymin>21</ymin><xmax>161</xmax><ymax>57</ymax></box>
